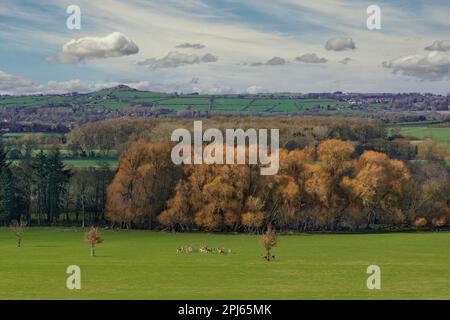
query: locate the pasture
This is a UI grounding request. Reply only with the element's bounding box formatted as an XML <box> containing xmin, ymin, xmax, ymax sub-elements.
<box><xmin>0</xmin><ymin>86</ymin><xmax>353</xmax><ymax>113</ymax></box>
<box><xmin>1</xmin><ymin>228</ymin><xmax>450</xmax><ymax>300</ymax></box>
<box><xmin>399</xmin><ymin>124</ymin><xmax>450</xmax><ymax>146</ymax></box>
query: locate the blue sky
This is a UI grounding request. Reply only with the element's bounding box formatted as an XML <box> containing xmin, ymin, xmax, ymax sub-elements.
<box><xmin>1</xmin><ymin>0</ymin><xmax>450</xmax><ymax>94</ymax></box>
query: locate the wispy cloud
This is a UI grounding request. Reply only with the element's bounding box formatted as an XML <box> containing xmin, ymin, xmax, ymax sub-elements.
<box><xmin>425</xmin><ymin>40</ymin><xmax>450</xmax><ymax>52</ymax></box>
<box><xmin>1</xmin><ymin>0</ymin><xmax>450</xmax><ymax>94</ymax></box>
<box><xmin>137</xmin><ymin>51</ymin><xmax>218</xmax><ymax>69</ymax></box>
<box><xmin>296</xmin><ymin>53</ymin><xmax>327</xmax><ymax>63</ymax></box>
<box><xmin>244</xmin><ymin>57</ymin><xmax>287</xmax><ymax>67</ymax></box>
<box><xmin>175</xmin><ymin>43</ymin><xmax>206</xmax><ymax>49</ymax></box>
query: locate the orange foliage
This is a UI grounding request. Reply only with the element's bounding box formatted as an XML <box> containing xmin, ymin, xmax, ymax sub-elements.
<box><xmin>106</xmin><ymin>141</ymin><xmax>179</xmax><ymax>228</ymax></box>
<box><xmin>107</xmin><ymin>138</ymin><xmax>422</xmax><ymax>232</ymax></box>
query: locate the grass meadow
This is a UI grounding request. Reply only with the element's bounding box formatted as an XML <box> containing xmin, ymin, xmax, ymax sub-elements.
<box><xmin>1</xmin><ymin>228</ymin><xmax>450</xmax><ymax>300</ymax></box>
<box><xmin>399</xmin><ymin>124</ymin><xmax>450</xmax><ymax>146</ymax></box>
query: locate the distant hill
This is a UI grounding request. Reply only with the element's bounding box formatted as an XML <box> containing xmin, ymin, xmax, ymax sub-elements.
<box><xmin>0</xmin><ymin>85</ymin><xmax>447</xmax><ymax>115</ymax></box>
<box><xmin>0</xmin><ymin>85</ymin><xmax>346</xmax><ymax>113</ymax></box>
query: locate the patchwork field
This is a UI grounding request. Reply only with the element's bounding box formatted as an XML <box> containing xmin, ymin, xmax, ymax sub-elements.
<box><xmin>0</xmin><ymin>86</ymin><xmax>357</xmax><ymax>113</ymax></box>
<box><xmin>1</xmin><ymin>228</ymin><xmax>450</xmax><ymax>300</ymax></box>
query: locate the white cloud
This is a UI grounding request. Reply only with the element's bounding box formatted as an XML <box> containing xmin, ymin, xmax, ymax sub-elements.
<box><xmin>266</xmin><ymin>57</ymin><xmax>286</xmax><ymax>66</ymax></box>
<box><xmin>0</xmin><ymin>70</ymin><xmax>233</xmax><ymax>96</ymax></box>
<box><xmin>175</xmin><ymin>43</ymin><xmax>206</xmax><ymax>49</ymax></box>
<box><xmin>425</xmin><ymin>40</ymin><xmax>450</xmax><ymax>52</ymax></box>
<box><xmin>296</xmin><ymin>53</ymin><xmax>327</xmax><ymax>63</ymax></box>
<box><xmin>246</xmin><ymin>57</ymin><xmax>287</xmax><ymax>67</ymax></box>
<box><xmin>0</xmin><ymin>71</ymin><xmax>117</xmax><ymax>95</ymax></box>
<box><xmin>137</xmin><ymin>51</ymin><xmax>218</xmax><ymax>69</ymax></box>
<box><xmin>382</xmin><ymin>51</ymin><xmax>450</xmax><ymax>80</ymax></box>
<box><xmin>0</xmin><ymin>71</ymin><xmax>118</xmax><ymax>95</ymax></box>
<box><xmin>0</xmin><ymin>71</ymin><xmax>36</xmax><ymax>94</ymax></box>
<box><xmin>246</xmin><ymin>85</ymin><xmax>266</xmax><ymax>94</ymax></box>
<box><xmin>49</xmin><ymin>32</ymin><xmax>139</xmax><ymax>63</ymax></box>
<box><xmin>339</xmin><ymin>57</ymin><xmax>353</xmax><ymax>64</ymax></box>
<box><xmin>4</xmin><ymin>0</ymin><xmax>450</xmax><ymax>94</ymax></box>
<box><xmin>325</xmin><ymin>37</ymin><xmax>356</xmax><ymax>51</ymax></box>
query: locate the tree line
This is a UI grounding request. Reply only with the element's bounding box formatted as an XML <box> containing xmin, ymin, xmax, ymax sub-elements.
<box><xmin>0</xmin><ymin>145</ymin><xmax>114</xmax><ymax>226</ymax></box>
<box><xmin>106</xmin><ymin>139</ymin><xmax>450</xmax><ymax>232</ymax></box>
<box><xmin>1</xmin><ymin>130</ymin><xmax>449</xmax><ymax>232</ymax></box>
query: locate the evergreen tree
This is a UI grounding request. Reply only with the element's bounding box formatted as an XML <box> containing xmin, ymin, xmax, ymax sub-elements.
<box><xmin>45</xmin><ymin>149</ymin><xmax>71</xmax><ymax>223</ymax></box>
<box><xmin>0</xmin><ymin>142</ymin><xmax>11</xmax><ymax>223</ymax></box>
<box><xmin>0</xmin><ymin>168</ymin><xmax>18</xmax><ymax>222</ymax></box>
<box><xmin>32</xmin><ymin>151</ymin><xmax>48</xmax><ymax>224</ymax></box>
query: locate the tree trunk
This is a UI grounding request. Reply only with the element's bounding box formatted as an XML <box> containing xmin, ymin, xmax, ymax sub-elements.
<box><xmin>82</xmin><ymin>199</ymin><xmax>86</xmax><ymax>228</ymax></box>
<box><xmin>91</xmin><ymin>245</ymin><xmax>95</xmax><ymax>257</ymax></box>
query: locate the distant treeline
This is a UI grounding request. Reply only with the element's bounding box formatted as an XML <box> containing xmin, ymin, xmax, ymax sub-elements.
<box><xmin>65</xmin><ymin>117</ymin><xmax>448</xmax><ymax>161</ymax></box>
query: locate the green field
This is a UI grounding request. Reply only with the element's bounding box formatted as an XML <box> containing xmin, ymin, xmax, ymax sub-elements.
<box><xmin>0</xmin><ymin>86</ymin><xmax>361</xmax><ymax>114</ymax></box>
<box><xmin>2</xmin><ymin>132</ymin><xmax>63</xmax><ymax>138</ymax></box>
<box><xmin>63</xmin><ymin>158</ymin><xmax>118</xmax><ymax>168</ymax></box>
<box><xmin>1</xmin><ymin>228</ymin><xmax>450</xmax><ymax>300</ymax></box>
<box><xmin>399</xmin><ymin>125</ymin><xmax>450</xmax><ymax>146</ymax></box>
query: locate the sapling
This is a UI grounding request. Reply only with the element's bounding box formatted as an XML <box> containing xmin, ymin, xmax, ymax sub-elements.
<box><xmin>84</xmin><ymin>227</ymin><xmax>103</xmax><ymax>257</ymax></box>
<box><xmin>10</xmin><ymin>220</ymin><xmax>27</xmax><ymax>248</ymax></box>
<box><xmin>260</xmin><ymin>225</ymin><xmax>277</xmax><ymax>261</ymax></box>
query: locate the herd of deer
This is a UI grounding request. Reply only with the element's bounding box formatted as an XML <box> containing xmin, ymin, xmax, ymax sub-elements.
<box><xmin>177</xmin><ymin>245</ymin><xmax>231</xmax><ymax>254</ymax></box>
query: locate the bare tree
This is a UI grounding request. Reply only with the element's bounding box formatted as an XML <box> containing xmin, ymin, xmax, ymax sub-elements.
<box><xmin>10</xmin><ymin>220</ymin><xmax>27</xmax><ymax>248</ymax></box>
<box><xmin>84</xmin><ymin>227</ymin><xmax>103</xmax><ymax>257</ymax></box>
<box><xmin>260</xmin><ymin>225</ymin><xmax>278</xmax><ymax>261</ymax></box>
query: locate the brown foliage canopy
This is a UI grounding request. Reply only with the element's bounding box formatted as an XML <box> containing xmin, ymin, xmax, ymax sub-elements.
<box><xmin>106</xmin><ymin>141</ymin><xmax>179</xmax><ymax>228</ymax></box>
<box><xmin>107</xmin><ymin>138</ymin><xmax>449</xmax><ymax>232</ymax></box>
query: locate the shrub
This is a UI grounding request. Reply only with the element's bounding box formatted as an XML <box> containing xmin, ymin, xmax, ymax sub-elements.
<box><xmin>414</xmin><ymin>217</ymin><xmax>427</xmax><ymax>229</ymax></box>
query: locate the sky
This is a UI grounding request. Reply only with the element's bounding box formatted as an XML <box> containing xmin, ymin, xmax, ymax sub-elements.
<box><xmin>0</xmin><ymin>0</ymin><xmax>450</xmax><ymax>95</ymax></box>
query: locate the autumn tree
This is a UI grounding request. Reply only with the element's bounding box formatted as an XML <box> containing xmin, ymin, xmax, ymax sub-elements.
<box><xmin>191</xmin><ymin>164</ymin><xmax>252</xmax><ymax>231</ymax></box>
<box><xmin>304</xmin><ymin>140</ymin><xmax>355</xmax><ymax>230</ymax></box>
<box><xmin>84</xmin><ymin>227</ymin><xmax>103</xmax><ymax>257</ymax></box>
<box><xmin>260</xmin><ymin>225</ymin><xmax>277</xmax><ymax>261</ymax></box>
<box><xmin>157</xmin><ymin>181</ymin><xmax>193</xmax><ymax>231</ymax></box>
<box><xmin>405</xmin><ymin>163</ymin><xmax>450</xmax><ymax>225</ymax></box>
<box><xmin>342</xmin><ymin>151</ymin><xmax>410</xmax><ymax>227</ymax></box>
<box><xmin>106</xmin><ymin>141</ymin><xmax>179</xmax><ymax>229</ymax></box>
<box><xmin>241</xmin><ymin>196</ymin><xmax>265</xmax><ymax>232</ymax></box>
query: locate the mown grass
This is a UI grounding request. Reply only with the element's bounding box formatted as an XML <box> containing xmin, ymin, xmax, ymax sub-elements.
<box><xmin>1</xmin><ymin>228</ymin><xmax>450</xmax><ymax>300</ymax></box>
